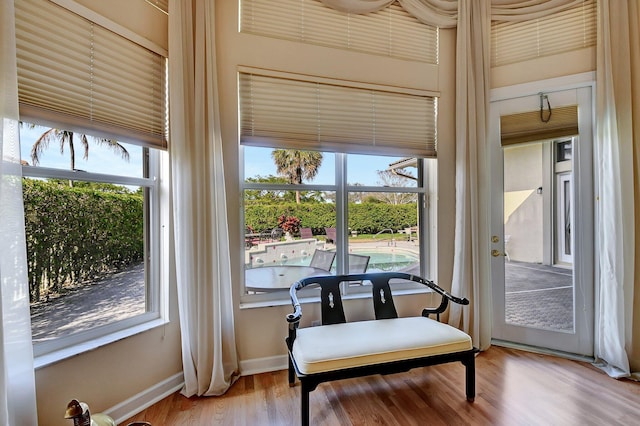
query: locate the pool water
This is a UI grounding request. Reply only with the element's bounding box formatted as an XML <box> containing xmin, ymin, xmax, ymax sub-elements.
<box><xmin>273</xmin><ymin>249</ymin><xmax>419</xmax><ymax>272</ymax></box>
<box><xmin>351</xmin><ymin>250</ymin><xmax>419</xmax><ymax>272</ymax></box>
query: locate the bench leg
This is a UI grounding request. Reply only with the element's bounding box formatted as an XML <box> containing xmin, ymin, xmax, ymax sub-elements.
<box><xmin>288</xmin><ymin>355</ymin><xmax>295</xmax><ymax>387</ymax></box>
<box><xmin>301</xmin><ymin>380</ymin><xmax>311</xmax><ymax>426</ymax></box>
<box><xmin>463</xmin><ymin>354</ymin><xmax>476</xmax><ymax>402</ymax></box>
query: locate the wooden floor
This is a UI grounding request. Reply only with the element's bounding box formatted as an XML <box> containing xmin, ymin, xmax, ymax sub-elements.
<box><xmin>123</xmin><ymin>346</ymin><xmax>640</xmax><ymax>425</ymax></box>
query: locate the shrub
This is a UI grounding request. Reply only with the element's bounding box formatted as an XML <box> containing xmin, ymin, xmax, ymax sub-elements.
<box><xmin>23</xmin><ymin>179</ymin><xmax>144</xmax><ymax>303</ymax></box>
<box><xmin>245</xmin><ymin>201</ymin><xmax>416</xmax><ymax>236</ymax></box>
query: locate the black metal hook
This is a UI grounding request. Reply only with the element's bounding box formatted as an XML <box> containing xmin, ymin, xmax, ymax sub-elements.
<box><xmin>539</xmin><ymin>92</ymin><xmax>552</xmax><ymax>123</ymax></box>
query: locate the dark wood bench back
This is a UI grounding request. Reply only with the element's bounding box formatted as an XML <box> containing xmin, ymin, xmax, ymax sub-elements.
<box><xmin>287</xmin><ymin>272</ymin><xmax>469</xmax><ymax>330</ymax></box>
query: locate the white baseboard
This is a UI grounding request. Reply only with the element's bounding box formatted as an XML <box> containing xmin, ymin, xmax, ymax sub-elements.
<box><xmin>239</xmin><ymin>354</ymin><xmax>288</xmax><ymax>376</ymax></box>
<box><xmin>103</xmin><ymin>357</ymin><xmax>287</xmax><ymax>423</ymax></box>
<box><xmin>105</xmin><ymin>372</ymin><xmax>184</xmax><ymax>424</ymax></box>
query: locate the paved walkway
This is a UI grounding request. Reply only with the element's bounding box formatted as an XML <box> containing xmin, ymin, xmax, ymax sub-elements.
<box><xmin>30</xmin><ymin>263</ymin><xmax>145</xmax><ymax>341</ymax></box>
<box><xmin>504</xmin><ymin>261</ymin><xmax>573</xmax><ymax>331</ymax></box>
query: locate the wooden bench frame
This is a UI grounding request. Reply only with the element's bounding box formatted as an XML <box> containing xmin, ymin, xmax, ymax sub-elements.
<box><xmin>286</xmin><ymin>272</ymin><xmax>477</xmax><ymax>426</ymax></box>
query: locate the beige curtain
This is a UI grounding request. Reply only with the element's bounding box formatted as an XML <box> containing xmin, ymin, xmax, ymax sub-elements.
<box><xmin>168</xmin><ymin>0</ymin><xmax>239</xmax><ymax>396</ymax></box>
<box><xmin>447</xmin><ymin>0</ymin><xmax>491</xmax><ymax>349</ymax></box>
<box><xmin>593</xmin><ymin>0</ymin><xmax>639</xmax><ymax>379</ymax></box>
<box><xmin>0</xmin><ymin>0</ymin><xmax>38</xmax><ymax>423</ymax></box>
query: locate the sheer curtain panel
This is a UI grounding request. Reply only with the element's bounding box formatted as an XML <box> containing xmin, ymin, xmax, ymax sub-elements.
<box><xmin>594</xmin><ymin>0</ymin><xmax>639</xmax><ymax>380</ymax></box>
<box><xmin>168</xmin><ymin>0</ymin><xmax>239</xmax><ymax>396</ymax></box>
<box><xmin>0</xmin><ymin>0</ymin><xmax>38</xmax><ymax>423</ymax></box>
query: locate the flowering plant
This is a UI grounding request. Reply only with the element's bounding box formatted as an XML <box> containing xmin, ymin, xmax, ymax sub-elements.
<box><xmin>277</xmin><ymin>215</ymin><xmax>301</xmax><ymax>234</ymax></box>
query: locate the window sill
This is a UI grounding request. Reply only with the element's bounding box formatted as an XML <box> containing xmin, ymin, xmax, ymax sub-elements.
<box><xmin>34</xmin><ymin>317</ymin><xmax>168</xmax><ymax>369</ymax></box>
<box><xmin>239</xmin><ymin>286</ymin><xmax>430</xmax><ymax>310</ymax></box>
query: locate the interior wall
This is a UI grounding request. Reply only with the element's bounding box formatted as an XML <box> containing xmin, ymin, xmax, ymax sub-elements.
<box><xmin>215</xmin><ymin>0</ymin><xmax>458</xmax><ymax>363</ymax></box>
<box><xmin>71</xmin><ymin>0</ymin><xmax>168</xmax><ymax>50</ymax></box>
<box><xmin>490</xmin><ymin>47</ymin><xmax>595</xmax><ymax>89</ymax></box>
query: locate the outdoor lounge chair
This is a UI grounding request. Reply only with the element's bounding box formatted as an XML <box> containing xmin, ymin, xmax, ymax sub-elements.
<box><xmin>309</xmin><ymin>249</ymin><xmax>335</xmax><ymax>272</ymax></box>
<box><xmin>324</xmin><ymin>227</ymin><xmax>337</xmax><ymax>244</ymax></box>
<box><xmin>300</xmin><ymin>227</ymin><xmax>313</xmax><ymax>239</ymax></box>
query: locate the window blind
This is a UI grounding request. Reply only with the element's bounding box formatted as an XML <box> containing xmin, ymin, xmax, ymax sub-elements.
<box><xmin>239</xmin><ymin>71</ymin><xmax>437</xmax><ymax>157</ymax></box>
<box><xmin>500</xmin><ymin>105</ymin><xmax>578</xmax><ymax>146</ymax></box>
<box><xmin>15</xmin><ymin>0</ymin><xmax>167</xmax><ymax>149</ymax></box>
<box><xmin>240</xmin><ymin>0</ymin><xmax>438</xmax><ymax>64</ymax></box>
<box><xmin>491</xmin><ymin>0</ymin><xmax>596</xmax><ymax>67</ymax></box>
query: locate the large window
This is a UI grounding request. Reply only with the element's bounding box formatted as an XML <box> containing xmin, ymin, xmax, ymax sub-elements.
<box><xmin>21</xmin><ymin>124</ymin><xmax>163</xmax><ymax>360</ymax></box>
<box><xmin>15</xmin><ymin>0</ymin><xmax>168</xmax><ymax>363</ymax></box>
<box><xmin>241</xmin><ymin>148</ymin><xmax>436</xmax><ymax>300</ymax></box>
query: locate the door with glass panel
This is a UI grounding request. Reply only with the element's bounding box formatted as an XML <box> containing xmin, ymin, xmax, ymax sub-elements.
<box><xmin>489</xmin><ymin>85</ymin><xmax>593</xmax><ymax>356</ymax></box>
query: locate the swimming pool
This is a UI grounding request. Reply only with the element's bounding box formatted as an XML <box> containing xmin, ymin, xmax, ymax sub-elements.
<box><xmin>350</xmin><ymin>249</ymin><xmax>419</xmax><ymax>272</ymax></box>
<box><xmin>255</xmin><ymin>247</ymin><xmax>419</xmax><ymax>272</ymax></box>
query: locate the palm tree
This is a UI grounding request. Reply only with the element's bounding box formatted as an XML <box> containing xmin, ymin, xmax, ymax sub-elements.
<box><xmin>30</xmin><ymin>129</ymin><xmax>130</xmax><ymax>185</ymax></box>
<box><xmin>271</xmin><ymin>149</ymin><xmax>323</xmax><ymax>203</ymax></box>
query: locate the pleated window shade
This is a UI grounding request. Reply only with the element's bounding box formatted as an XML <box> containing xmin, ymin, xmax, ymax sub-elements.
<box><xmin>15</xmin><ymin>0</ymin><xmax>168</xmax><ymax>149</ymax></box>
<box><xmin>500</xmin><ymin>105</ymin><xmax>578</xmax><ymax>146</ymax></box>
<box><xmin>240</xmin><ymin>0</ymin><xmax>438</xmax><ymax>64</ymax></box>
<box><xmin>491</xmin><ymin>0</ymin><xmax>596</xmax><ymax>67</ymax></box>
<box><xmin>239</xmin><ymin>71</ymin><xmax>437</xmax><ymax>157</ymax></box>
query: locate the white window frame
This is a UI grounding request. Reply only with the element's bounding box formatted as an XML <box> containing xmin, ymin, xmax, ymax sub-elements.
<box><xmin>240</xmin><ymin>150</ymin><xmax>436</xmax><ymax>306</ymax></box>
<box><xmin>24</xmin><ymin>148</ymin><xmax>167</xmax><ymax>368</ymax></box>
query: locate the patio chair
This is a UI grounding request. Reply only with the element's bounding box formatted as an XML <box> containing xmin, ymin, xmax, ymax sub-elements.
<box><xmin>347</xmin><ymin>253</ymin><xmax>370</xmax><ymax>285</ymax></box>
<box><xmin>310</xmin><ymin>249</ymin><xmax>336</xmax><ymax>272</ymax></box>
<box><xmin>300</xmin><ymin>227</ymin><xmax>313</xmax><ymax>239</ymax></box>
<box><xmin>270</xmin><ymin>227</ymin><xmax>283</xmax><ymax>241</ymax></box>
<box><xmin>324</xmin><ymin>227</ymin><xmax>337</xmax><ymax>244</ymax></box>
<box><xmin>348</xmin><ymin>254</ymin><xmax>370</xmax><ymax>273</ymax></box>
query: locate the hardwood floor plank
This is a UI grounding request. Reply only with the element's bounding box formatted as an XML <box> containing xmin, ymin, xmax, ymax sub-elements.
<box><xmin>122</xmin><ymin>346</ymin><xmax>640</xmax><ymax>425</ymax></box>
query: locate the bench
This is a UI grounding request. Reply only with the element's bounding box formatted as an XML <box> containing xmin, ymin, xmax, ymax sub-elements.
<box><xmin>285</xmin><ymin>272</ymin><xmax>477</xmax><ymax>426</ymax></box>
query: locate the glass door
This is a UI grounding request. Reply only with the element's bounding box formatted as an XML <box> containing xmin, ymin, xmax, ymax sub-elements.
<box><xmin>489</xmin><ymin>85</ymin><xmax>593</xmax><ymax>356</ymax></box>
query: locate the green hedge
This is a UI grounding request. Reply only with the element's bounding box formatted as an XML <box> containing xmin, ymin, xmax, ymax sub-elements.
<box><xmin>23</xmin><ymin>179</ymin><xmax>144</xmax><ymax>303</ymax></box>
<box><xmin>244</xmin><ymin>201</ymin><xmax>417</xmax><ymax>235</ymax></box>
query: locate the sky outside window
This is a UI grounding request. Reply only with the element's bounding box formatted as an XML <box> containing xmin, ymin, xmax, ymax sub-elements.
<box><xmin>244</xmin><ymin>146</ymin><xmax>411</xmax><ymax>187</ymax></box>
<box><xmin>19</xmin><ymin>124</ymin><xmax>143</xmax><ymax>178</ymax></box>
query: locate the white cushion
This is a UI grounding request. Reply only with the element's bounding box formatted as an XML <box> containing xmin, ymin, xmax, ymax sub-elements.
<box><xmin>291</xmin><ymin>316</ymin><xmax>473</xmax><ymax>375</ymax></box>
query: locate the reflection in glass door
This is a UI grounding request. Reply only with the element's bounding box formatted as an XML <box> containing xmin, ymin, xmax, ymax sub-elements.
<box><xmin>502</xmin><ymin>142</ymin><xmax>574</xmax><ymax>332</ymax></box>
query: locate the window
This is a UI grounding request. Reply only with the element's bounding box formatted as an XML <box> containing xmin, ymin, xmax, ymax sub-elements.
<box><xmin>242</xmin><ymin>148</ymin><xmax>435</xmax><ymax>300</ymax></box>
<box><xmin>15</xmin><ymin>0</ymin><xmax>167</xmax><ymax>363</ymax></box>
<box><xmin>240</xmin><ymin>71</ymin><xmax>438</xmax><ymax>301</ymax></box>
<box><xmin>21</xmin><ymin>124</ymin><xmax>163</xmax><ymax>360</ymax></box>
<box><xmin>556</xmin><ymin>140</ymin><xmax>572</xmax><ymax>162</ymax></box>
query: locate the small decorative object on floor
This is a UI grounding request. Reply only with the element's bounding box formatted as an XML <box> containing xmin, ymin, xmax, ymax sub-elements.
<box><xmin>64</xmin><ymin>399</ymin><xmax>116</xmax><ymax>426</ymax></box>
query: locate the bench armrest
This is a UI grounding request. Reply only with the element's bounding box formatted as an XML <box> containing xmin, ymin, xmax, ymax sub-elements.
<box><xmin>287</xmin><ymin>272</ymin><xmax>469</xmax><ymax>328</ymax></box>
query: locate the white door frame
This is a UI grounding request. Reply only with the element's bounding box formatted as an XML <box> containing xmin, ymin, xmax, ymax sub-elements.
<box><xmin>489</xmin><ymin>73</ymin><xmax>594</xmax><ymax>356</ymax></box>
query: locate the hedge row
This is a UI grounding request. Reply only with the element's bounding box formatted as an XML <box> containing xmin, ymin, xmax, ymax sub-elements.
<box><xmin>244</xmin><ymin>201</ymin><xmax>417</xmax><ymax>235</ymax></box>
<box><xmin>23</xmin><ymin>179</ymin><xmax>144</xmax><ymax>303</ymax></box>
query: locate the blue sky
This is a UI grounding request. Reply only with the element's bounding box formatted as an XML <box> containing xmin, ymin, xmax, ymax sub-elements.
<box><xmin>20</xmin><ymin>125</ymin><xmax>400</xmax><ymax>186</ymax></box>
<box><xmin>19</xmin><ymin>124</ymin><xmax>144</xmax><ymax>178</ymax></box>
<box><xmin>244</xmin><ymin>146</ymin><xmax>403</xmax><ymax>186</ymax></box>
